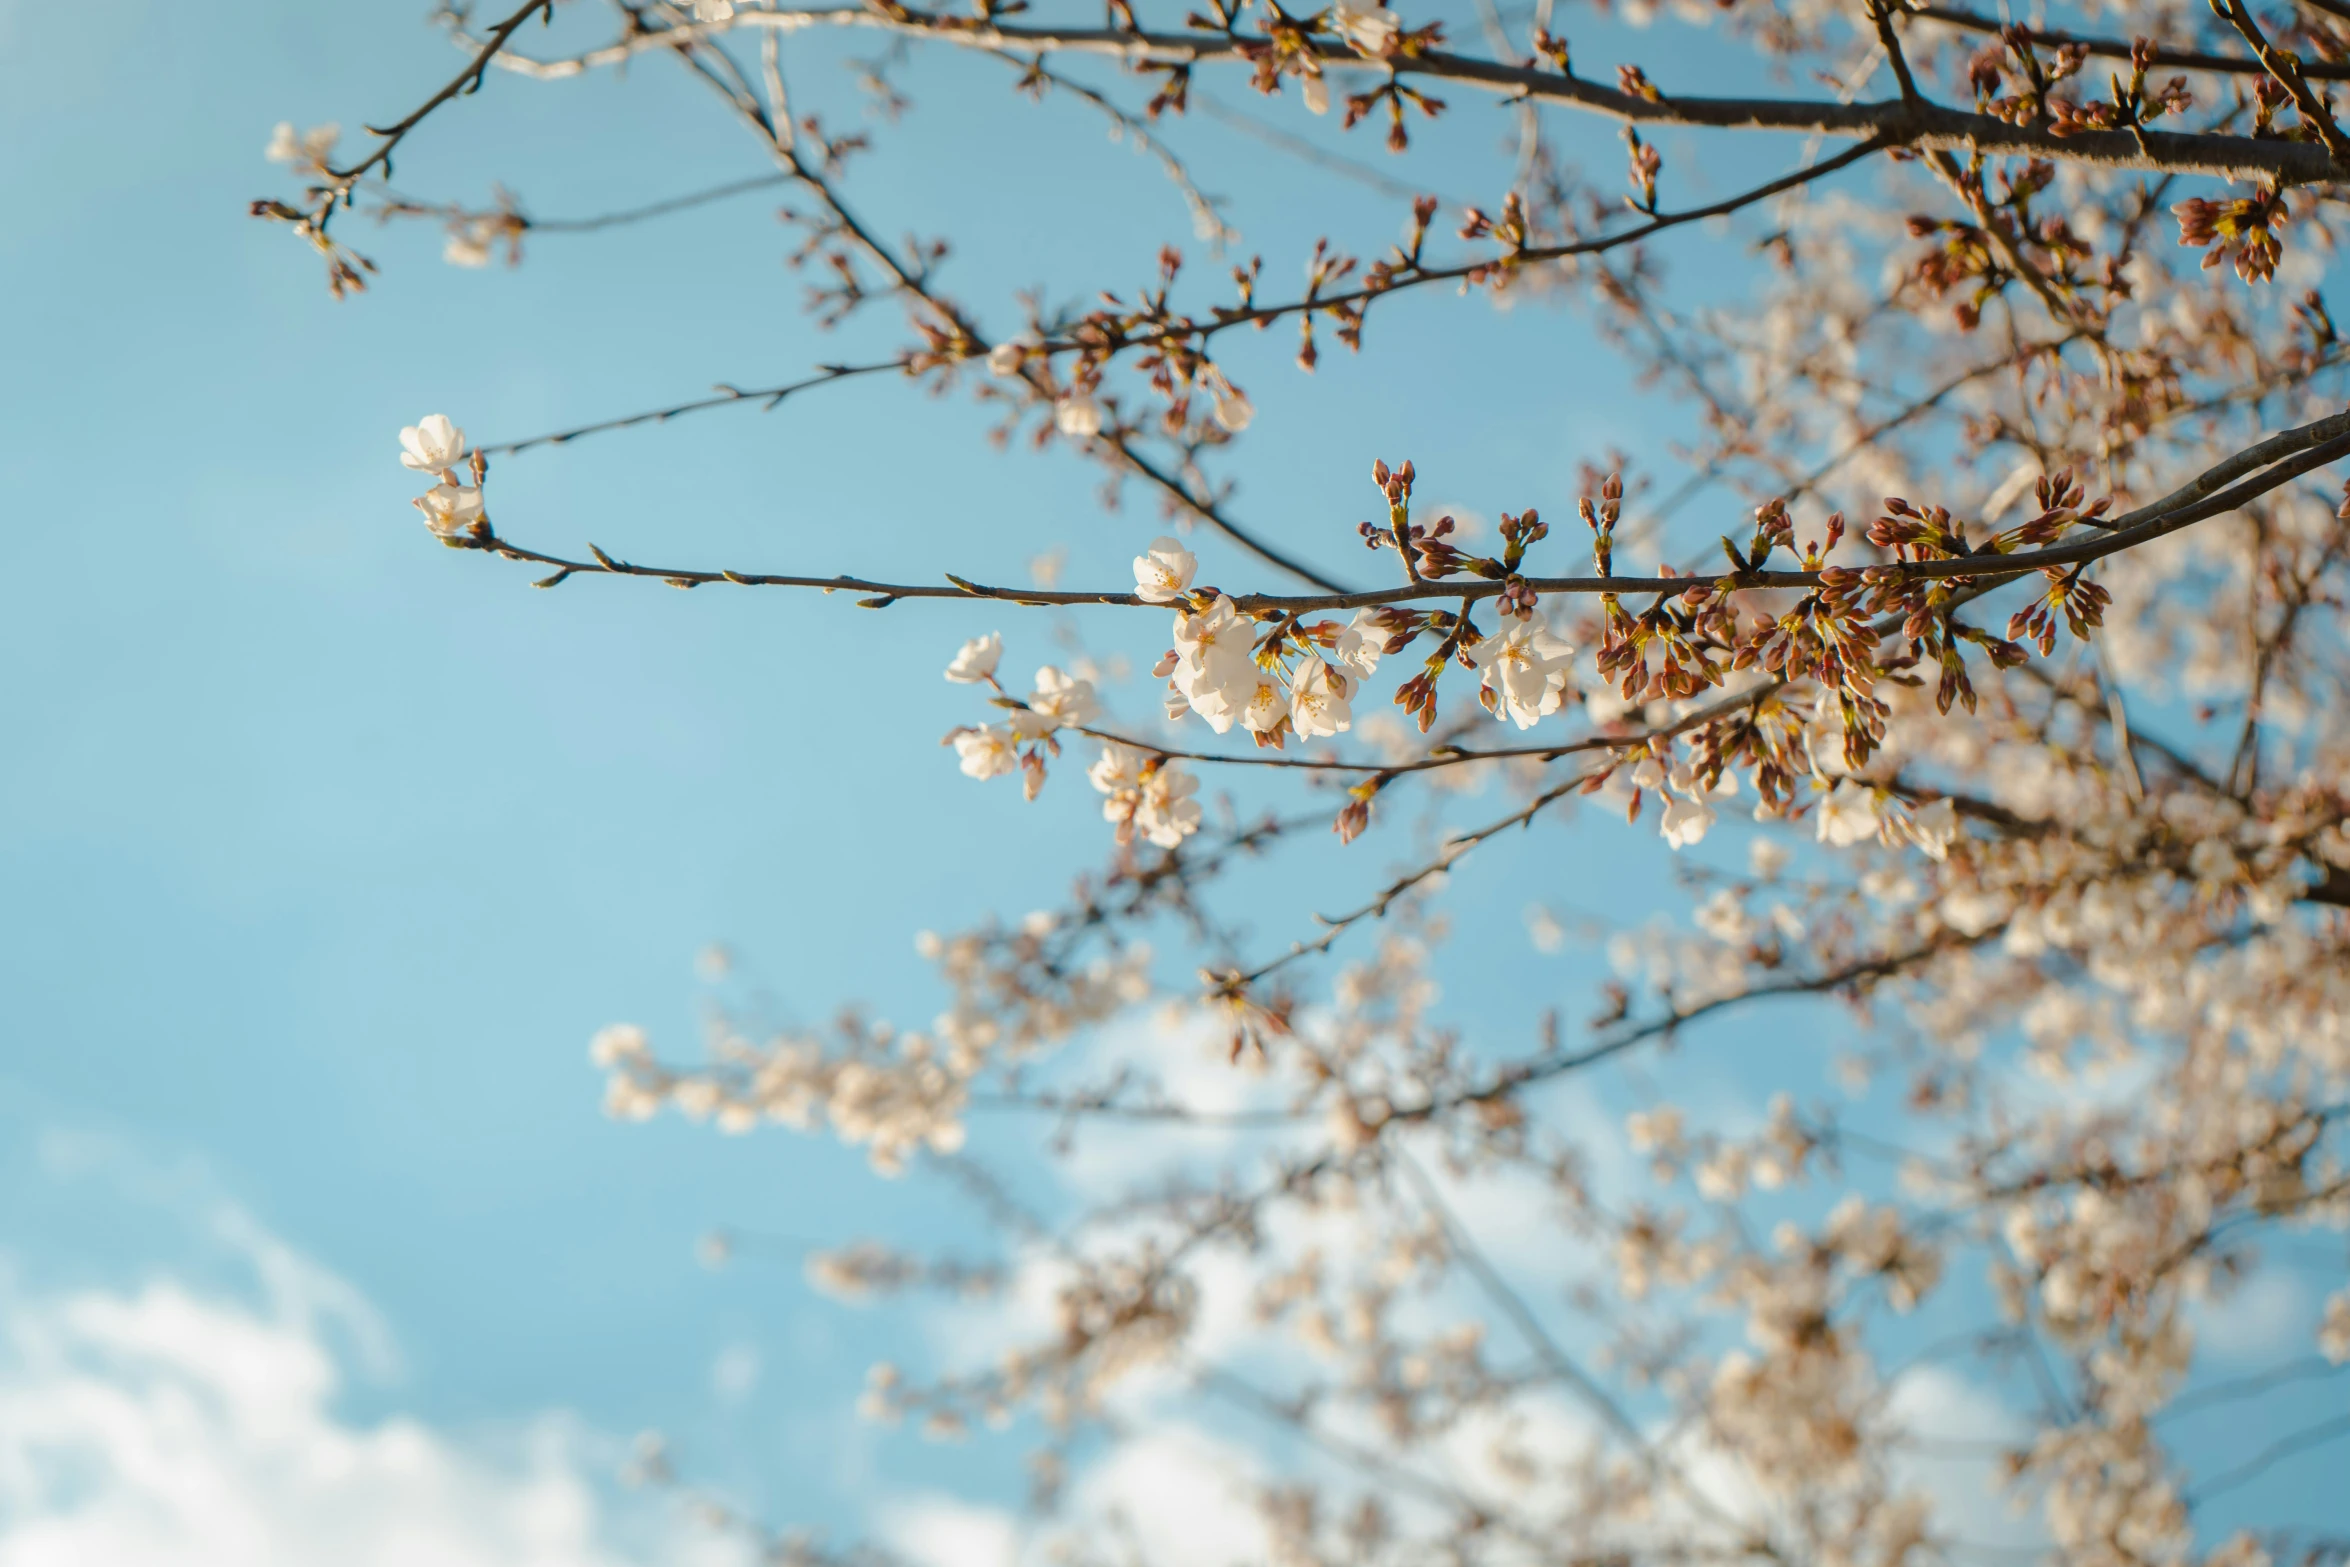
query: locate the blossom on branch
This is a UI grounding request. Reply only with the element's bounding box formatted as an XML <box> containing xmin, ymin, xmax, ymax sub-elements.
<box><xmin>952</xmin><ymin>725</ymin><xmax>1018</xmax><ymax>779</ymax></box>
<box><xmin>1468</xmin><ymin>620</ymin><xmax>1575</xmax><ymax>728</ymax></box>
<box><xmin>1290</xmin><ymin>658</ymin><xmax>1355</xmax><ymax>738</ymax></box>
<box><xmin>1055</xmin><ymin>392</ymin><xmax>1103</xmax><ymax>438</ymax></box>
<box><xmin>1814</xmin><ymin>779</ymin><xmax>1882</xmax><ymax>847</ymax></box>
<box><xmin>1207</xmin><ymin>377</ymin><xmax>1254</xmax><ymax>433</ymax></box>
<box><xmin>264</xmin><ymin>121</ymin><xmax>339</xmax><ymax>170</ymax></box>
<box><xmin>1131</xmin><ymin>537</ymin><xmax>1198</xmax><ymax>604</ymax></box>
<box><xmin>1328</xmin><ymin>2</ymin><xmax>1401</xmax><ymax>56</ymax></box>
<box><xmin>1659</xmin><ymin>790</ymin><xmax>1716</xmax><ymax>849</ymax></box>
<box><xmin>1172</xmin><ymin>595</ymin><xmax>1256</xmax><ymax>733</ymax></box>
<box><xmin>413</xmin><ymin>483</ymin><xmax>484</xmax><ymax>538</ymax></box>
<box><xmin>1237</xmin><ymin>673</ymin><xmax>1289</xmax><ymax>737</ymax></box>
<box><xmin>944</xmin><ymin>633</ymin><xmax>1004</xmax><ymax>684</ymax></box>
<box><xmin>398</xmin><ymin>414</ymin><xmax>468</xmax><ymax>474</ymax></box>
<box><xmin>986</xmin><ymin>337</ymin><xmax>1034</xmax><ymax>376</ymax></box>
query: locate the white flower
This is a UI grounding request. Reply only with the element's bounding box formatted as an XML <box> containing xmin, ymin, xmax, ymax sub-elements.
<box><xmin>1629</xmin><ymin>755</ymin><xmax>1666</xmax><ymax>792</ymax></box>
<box><xmin>1815</xmin><ymin>779</ymin><xmax>1882</xmax><ymax>847</ymax></box>
<box><xmin>1133</xmin><ymin>537</ymin><xmax>1198</xmax><ymax>603</ymax></box>
<box><xmin>1693</xmin><ymin>888</ymin><xmax>1753</xmax><ymax>944</ymax></box>
<box><xmin>692</xmin><ymin>0</ymin><xmax>737</xmax><ymax>20</ymax></box>
<box><xmin>1238</xmin><ymin>674</ymin><xmax>1288</xmax><ymax>734</ymax></box>
<box><xmin>1329</xmin><ymin>2</ymin><xmax>1401</xmax><ymax>55</ymax></box>
<box><xmin>1137</xmin><ymin>762</ymin><xmax>1203</xmax><ymax>846</ymax></box>
<box><xmin>1290</xmin><ymin>658</ymin><xmax>1354</xmax><ymax>738</ymax></box>
<box><xmin>399</xmin><ymin>414</ymin><xmax>469</xmax><ymax>474</ymax></box>
<box><xmin>265</xmin><ymin>121</ymin><xmax>340</xmax><ymax>168</ymax></box>
<box><xmin>413</xmin><ymin>483</ymin><xmax>484</xmax><ymax>537</ymax></box>
<box><xmin>1056</xmin><ymin>393</ymin><xmax>1103</xmax><ymax>438</ymax></box>
<box><xmin>1660</xmin><ymin>792</ymin><xmax>1717</xmax><ymax>850</ymax></box>
<box><xmin>1089</xmin><ymin>743</ymin><xmax>1200</xmax><ymax>848</ymax></box>
<box><xmin>1010</xmin><ymin>666</ymin><xmax>1099</xmax><ymax>737</ymax></box>
<box><xmin>1173</xmin><ymin>595</ymin><xmax>1257</xmax><ymax>732</ymax></box>
<box><xmin>1208</xmin><ymin>381</ymin><xmax>1254</xmax><ymax>433</ymax></box>
<box><xmin>1089</xmin><ymin>742</ymin><xmax>1147</xmax><ymax>797</ymax></box>
<box><xmin>1301</xmin><ymin>73</ymin><xmax>1331</xmax><ymax>115</ymax></box>
<box><xmin>1904</xmin><ymin>797</ymin><xmax>1959</xmax><ymax>861</ymax></box>
<box><xmin>1174</xmin><ymin>595</ymin><xmax>1252</xmax><ymax>677</ymax></box>
<box><xmin>1626</xmin><ymin>1106</ymin><xmax>1683</xmax><ymax>1153</ymax></box>
<box><xmin>944</xmin><ymin>632</ymin><xmax>1003</xmax><ymax>684</ymax></box>
<box><xmin>1749</xmin><ymin>838</ymin><xmax>1792</xmax><ymax>878</ymax></box>
<box><xmin>1469</xmin><ymin>621</ymin><xmax>1576</xmax><ymax>729</ymax></box>
<box><xmin>1334</xmin><ymin>610</ymin><xmax>1387</xmax><ymax>679</ymax></box>
<box><xmin>589</xmin><ymin>1024</ymin><xmax>649</xmax><ymax>1067</ymax></box>
<box><xmin>986</xmin><ymin>340</ymin><xmax>1028</xmax><ymax>376</ymax></box>
<box><xmin>443</xmin><ymin>225</ymin><xmax>496</xmax><ymax>268</ymax></box>
<box><xmin>954</xmin><ymin>726</ymin><xmax>1018</xmax><ymax>780</ymax></box>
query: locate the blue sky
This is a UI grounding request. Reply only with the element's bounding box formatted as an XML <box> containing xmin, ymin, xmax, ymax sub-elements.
<box><xmin>1</xmin><ymin>1</ymin><xmax>2341</xmax><ymax>1560</ymax></box>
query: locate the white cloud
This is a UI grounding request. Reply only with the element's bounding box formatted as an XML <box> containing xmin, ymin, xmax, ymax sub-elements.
<box><xmin>885</xmin><ymin>1424</ymin><xmax>1267</xmax><ymax>1567</ymax></box>
<box><xmin>885</xmin><ymin>1494</ymin><xmax>1021</xmax><ymax>1567</ymax></box>
<box><xmin>0</xmin><ymin>1245</ymin><xmax>746</xmax><ymax>1567</ymax></box>
<box><xmin>1070</xmin><ymin>1425</ymin><xmax>1265</xmax><ymax>1567</ymax></box>
<box><xmin>1886</xmin><ymin>1364</ymin><xmax>2042</xmax><ymax>1556</ymax></box>
<box><xmin>2190</xmin><ymin>1270</ymin><xmax>2310</xmax><ymax>1364</ymax></box>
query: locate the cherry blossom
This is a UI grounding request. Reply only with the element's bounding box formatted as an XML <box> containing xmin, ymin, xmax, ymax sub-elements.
<box><xmin>442</xmin><ymin>225</ymin><xmax>496</xmax><ymax>268</ymax></box>
<box><xmin>1207</xmin><ymin>380</ymin><xmax>1253</xmax><ymax>434</ymax></box>
<box><xmin>1172</xmin><ymin>595</ymin><xmax>1255</xmax><ymax>733</ymax></box>
<box><xmin>952</xmin><ymin>725</ymin><xmax>1018</xmax><ymax>780</ymax></box>
<box><xmin>1660</xmin><ymin>791</ymin><xmax>1716</xmax><ymax>850</ymax></box>
<box><xmin>398</xmin><ymin>414</ymin><xmax>468</xmax><ymax>474</ymax></box>
<box><xmin>264</xmin><ymin>121</ymin><xmax>339</xmax><ymax>169</ymax></box>
<box><xmin>1135</xmin><ymin>763</ymin><xmax>1202</xmax><ymax>846</ymax></box>
<box><xmin>1055</xmin><ymin>392</ymin><xmax>1103</xmax><ymax>438</ymax></box>
<box><xmin>1131</xmin><ymin>537</ymin><xmax>1198</xmax><ymax>604</ymax></box>
<box><xmin>1236</xmin><ymin>673</ymin><xmax>1288</xmax><ymax>735</ymax></box>
<box><xmin>1814</xmin><ymin>780</ymin><xmax>1882</xmax><ymax>847</ymax></box>
<box><xmin>1289</xmin><ymin>658</ymin><xmax>1354</xmax><ymax>738</ymax></box>
<box><xmin>1010</xmin><ymin>666</ymin><xmax>1099</xmax><ymax>737</ymax></box>
<box><xmin>1900</xmin><ymin>797</ymin><xmax>1959</xmax><ymax>862</ymax></box>
<box><xmin>412</xmin><ymin>483</ymin><xmax>484</xmax><ymax>538</ymax></box>
<box><xmin>1333</xmin><ymin>611</ymin><xmax>1387</xmax><ymax>679</ymax></box>
<box><xmin>1468</xmin><ymin>620</ymin><xmax>1575</xmax><ymax>728</ymax></box>
<box><xmin>1329</xmin><ymin>2</ymin><xmax>1400</xmax><ymax>55</ymax></box>
<box><xmin>986</xmin><ymin>337</ymin><xmax>1034</xmax><ymax>376</ymax></box>
<box><xmin>1087</xmin><ymin>742</ymin><xmax>1145</xmax><ymax>799</ymax></box>
<box><xmin>944</xmin><ymin>633</ymin><xmax>1003</xmax><ymax>685</ymax></box>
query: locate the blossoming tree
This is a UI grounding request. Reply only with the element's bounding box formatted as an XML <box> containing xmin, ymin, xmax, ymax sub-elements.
<box><xmin>267</xmin><ymin>1</ymin><xmax>2350</xmax><ymax>1564</ymax></box>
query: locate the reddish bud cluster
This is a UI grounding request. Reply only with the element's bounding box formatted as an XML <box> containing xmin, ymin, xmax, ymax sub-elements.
<box><xmin>2173</xmin><ymin>190</ymin><xmax>2291</xmax><ymax>284</ymax></box>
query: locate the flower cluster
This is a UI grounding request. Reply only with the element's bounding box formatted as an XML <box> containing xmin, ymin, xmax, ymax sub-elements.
<box><xmin>592</xmin><ymin>912</ymin><xmax>1151</xmax><ymax>1175</ymax></box>
<box><xmin>1088</xmin><ymin>742</ymin><xmax>1203</xmax><ymax>848</ymax></box>
<box><xmin>1159</xmin><ymin>592</ymin><xmax>1375</xmax><ymax>745</ymax></box>
<box><xmin>396</xmin><ymin>414</ymin><xmax>485</xmax><ymax>541</ymax></box>
<box><xmin>941</xmin><ymin>630</ymin><xmax>1101</xmax><ymax>800</ymax></box>
<box><xmin>264</xmin><ymin>121</ymin><xmax>339</xmax><ymax>174</ymax></box>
